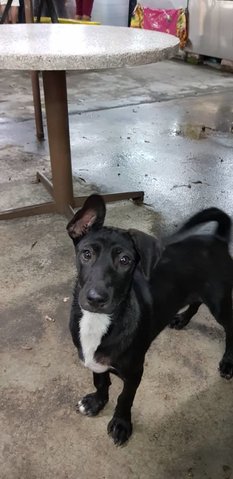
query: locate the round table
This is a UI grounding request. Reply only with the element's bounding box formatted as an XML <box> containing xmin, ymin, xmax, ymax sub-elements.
<box><xmin>0</xmin><ymin>24</ymin><xmax>179</xmax><ymax>219</ymax></box>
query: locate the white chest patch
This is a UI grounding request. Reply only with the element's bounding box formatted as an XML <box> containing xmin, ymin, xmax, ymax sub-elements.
<box><xmin>79</xmin><ymin>309</ymin><xmax>111</xmax><ymax>373</ymax></box>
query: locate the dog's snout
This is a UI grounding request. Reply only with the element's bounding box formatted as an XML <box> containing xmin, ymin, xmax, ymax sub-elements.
<box><xmin>87</xmin><ymin>288</ymin><xmax>109</xmax><ymax>306</ymax></box>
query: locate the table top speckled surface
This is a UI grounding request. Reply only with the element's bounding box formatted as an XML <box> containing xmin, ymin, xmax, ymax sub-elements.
<box><xmin>0</xmin><ymin>24</ymin><xmax>179</xmax><ymax>71</ymax></box>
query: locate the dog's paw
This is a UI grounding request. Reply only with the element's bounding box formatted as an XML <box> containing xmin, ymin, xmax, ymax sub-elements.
<box><xmin>219</xmin><ymin>357</ymin><xmax>233</xmax><ymax>380</ymax></box>
<box><xmin>76</xmin><ymin>392</ymin><xmax>108</xmax><ymax>417</ymax></box>
<box><xmin>107</xmin><ymin>416</ymin><xmax>132</xmax><ymax>446</ymax></box>
<box><xmin>169</xmin><ymin>313</ymin><xmax>188</xmax><ymax>330</ymax></box>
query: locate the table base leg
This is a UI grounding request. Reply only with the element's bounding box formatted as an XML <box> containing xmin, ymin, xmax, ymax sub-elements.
<box><xmin>73</xmin><ymin>191</ymin><xmax>144</xmax><ymax>208</ymax></box>
<box><xmin>0</xmin><ymin>201</ymin><xmax>56</xmax><ymax>220</ymax></box>
<box><xmin>0</xmin><ymin>171</ymin><xmax>144</xmax><ymax>221</ymax></box>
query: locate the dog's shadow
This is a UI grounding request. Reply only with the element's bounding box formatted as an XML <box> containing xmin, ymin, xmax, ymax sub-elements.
<box><xmin>100</xmin><ymin>315</ymin><xmax>233</xmax><ymax>479</ymax></box>
<box><xmin>106</xmin><ymin>378</ymin><xmax>233</xmax><ymax>479</ymax></box>
<box><xmin>181</xmin><ymin>316</ymin><xmax>224</xmax><ymax>341</ymax></box>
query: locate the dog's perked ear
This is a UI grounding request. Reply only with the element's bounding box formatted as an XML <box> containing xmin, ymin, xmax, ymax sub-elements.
<box><xmin>128</xmin><ymin>229</ymin><xmax>161</xmax><ymax>280</ymax></box>
<box><xmin>67</xmin><ymin>194</ymin><xmax>106</xmax><ymax>244</ymax></box>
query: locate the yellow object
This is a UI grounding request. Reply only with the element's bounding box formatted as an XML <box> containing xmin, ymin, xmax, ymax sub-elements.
<box><xmin>176</xmin><ymin>10</ymin><xmax>188</xmax><ymax>49</ymax></box>
<box><xmin>130</xmin><ymin>4</ymin><xmax>144</xmax><ymax>28</ymax></box>
<box><xmin>34</xmin><ymin>16</ymin><xmax>100</xmax><ymax>25</ymax></box>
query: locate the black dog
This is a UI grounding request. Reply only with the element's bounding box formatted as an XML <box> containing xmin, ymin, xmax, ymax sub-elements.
<box><xmin>67</xmin><ymin>195</ymin><xmax>233</xmax><ymax>445</ymax></box>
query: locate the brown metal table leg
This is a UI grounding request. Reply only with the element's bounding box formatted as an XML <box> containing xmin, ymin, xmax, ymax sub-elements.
<box><xmin>42</xmin><ymin>70</ymin><xmax>74</xmax><ymax>214</ymax></box>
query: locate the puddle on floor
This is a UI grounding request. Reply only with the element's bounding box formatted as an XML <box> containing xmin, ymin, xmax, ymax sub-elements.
<box><xmin>171</xmin><ymin>124</ymin><xmax>233</xmax><ymax>140</ymax></box>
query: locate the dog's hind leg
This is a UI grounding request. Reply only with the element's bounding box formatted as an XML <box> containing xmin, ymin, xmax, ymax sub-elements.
<box><xmin>77</xmin><ymin>371</ymin><xmax>111</xmax><ymax>416</ymax></box>
<box><xmin>169</xmin><ymin>301</ymin><xmax>202</xmax><ymax>330</ymax></box>
<box><xmin>215</xmin><ymin>290</ymin><xmax>233</xmax><ymax>380</ymax></box>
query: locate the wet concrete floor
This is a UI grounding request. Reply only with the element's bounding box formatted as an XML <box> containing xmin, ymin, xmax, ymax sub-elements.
<box><xmin>0</xmin><ymin>60</ymin><xmax>233</xmax><ymax>478</ymax></box>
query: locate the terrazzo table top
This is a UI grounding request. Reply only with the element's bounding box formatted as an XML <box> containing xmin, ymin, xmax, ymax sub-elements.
<box><xmin>0</xmin><ymin>24</ymin><xmax>179</xmax><ymax>71</ymax></box>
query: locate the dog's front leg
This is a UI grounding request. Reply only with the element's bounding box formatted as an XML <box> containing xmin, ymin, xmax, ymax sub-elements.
<box><xmin>77</xmin><ymin>371</ymin><xmax>111</xmax><ymax>416</ymax></box>
<box><xmin>107</xmin><ymin>368</ymin><xmax>143</xmax><ymax>446</ymax></box>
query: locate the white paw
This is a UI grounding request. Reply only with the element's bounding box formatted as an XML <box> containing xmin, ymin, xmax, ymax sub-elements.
<box><xmin>78</xmin><ymin>399</ymin><xmax>87</xmax><ymax>415</ymax></box>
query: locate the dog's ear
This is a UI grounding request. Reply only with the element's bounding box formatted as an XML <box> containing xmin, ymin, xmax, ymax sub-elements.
<box><xmin>67</xmin><ymin>194</ymin><xmax>106</xmax><ymax>243</ymax></box>
<box><xmin>128</xmin><ymin>229</ymin><xmax>161</xmax><ymax>280</ymax></box>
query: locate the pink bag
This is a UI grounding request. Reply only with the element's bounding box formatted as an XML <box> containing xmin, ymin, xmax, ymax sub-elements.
<box><xmin>130</xmin><ymin>5</ymin><xmax>188</xmax><ymax>48</ymax></box>
<box><xmin>143</xmin><ymin>8</ymin><xmax>180</xmax><ymax>35</ymax></box>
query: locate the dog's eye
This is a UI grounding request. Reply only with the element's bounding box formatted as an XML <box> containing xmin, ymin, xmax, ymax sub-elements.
<box><xmin>82</xmin><ymin>249</ymin><xmax>92</xmax><ymax>261</ymax></box>
<box><xmin>119</xmin><ymin>255</ymin><xmax>131</xmax><ymax>266</ymax></box>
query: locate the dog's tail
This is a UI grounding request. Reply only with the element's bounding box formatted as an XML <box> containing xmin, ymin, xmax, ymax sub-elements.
<box><xmin>174</xmin><ymin>207</ymin><xmax>232</xmax><ymax>243</ymax></box>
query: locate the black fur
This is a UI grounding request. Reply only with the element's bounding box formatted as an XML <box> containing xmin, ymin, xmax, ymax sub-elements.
<box><xmin>67</xmin><ymin>196</ymin><xmax>233</xmax><ymax>445</ymax></box>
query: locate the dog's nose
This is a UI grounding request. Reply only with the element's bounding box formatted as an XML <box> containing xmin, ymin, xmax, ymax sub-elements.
<box><xmin>86</xmin><ymin>288</ymin><xmax>109</xmax><ymax>306</ymax></box>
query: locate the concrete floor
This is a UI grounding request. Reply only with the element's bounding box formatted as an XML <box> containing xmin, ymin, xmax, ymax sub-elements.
<box><xmin>0</xmin><ymin>60</ymin><xmax>233</xmax><ymax>479</ymax></box>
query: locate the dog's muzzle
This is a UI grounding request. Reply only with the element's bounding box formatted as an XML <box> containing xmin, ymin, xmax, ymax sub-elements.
<box><xmin>80</xmin><ymin>287</ymin><xmax>111</xmax><ymax>313</ymax></box>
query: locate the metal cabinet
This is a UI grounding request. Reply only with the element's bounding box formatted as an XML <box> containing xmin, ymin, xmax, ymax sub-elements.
<box><xmin>186</xmin><ymin>0</ymin><xmax>233</xmax><ymax>61</ymax></box>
